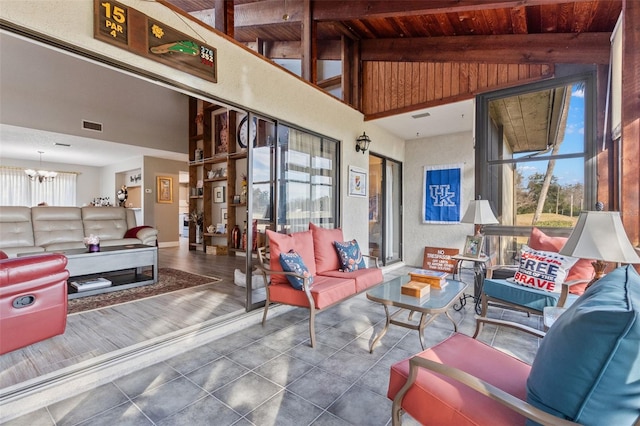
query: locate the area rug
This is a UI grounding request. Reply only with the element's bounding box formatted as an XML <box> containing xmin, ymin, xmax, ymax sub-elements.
<box><xmin>67</xmin><ymin>268</ymin><xmax>221</xmax><ymax>314</ymax></box>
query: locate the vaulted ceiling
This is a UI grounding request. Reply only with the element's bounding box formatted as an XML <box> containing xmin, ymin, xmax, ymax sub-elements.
<box><xmin>163</xmin><ymin>0</ymin><xmax>621</xmax><ymax>121</ymax></box>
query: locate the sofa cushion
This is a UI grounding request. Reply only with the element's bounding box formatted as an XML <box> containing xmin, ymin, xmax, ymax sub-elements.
<box><xmin>81</xmin><ymin>207</ymin><xmax>128</xmax><ymax>240</ymax></box>
<box><xmin>334</xmin><ymin>239</ymin><xmax>366</xmax><ymax>272</ymax></box>
<box><xmin>513</xmin><ymin>245</ymin><xmax>577</xmax><ymax>292</ymax></box>
<box><xmin>266</xmin><ymin>230</ymin><xmax>316</xmax><ymax>286</ymax></box>
<box><xmin>529</xmin><ymin>227</ymin><xmax>593</xmax><ymax>294</ymax></box>
<box><xmin>0</xmin><ymin>206</ymin><xmax>36</xmax><ymax>250</ymax></box>
<box><xmin>268</xmin><ymin>275</ymin><xmax>356</xmax><ymax>310</ymax></box>
<box><xmin>318</xmin><ymin>267</ymin><xmax>383</xmax><ymax>293</ymax></box>
<box><xmin>527</xmin><ymin>265</ymin><xmax>640</xmax><ymax>425</ymax></box>
<box><xmin>388</xmin><ymin>333</ymin><xmax>530</xmax><ymax>426</ymax></box>
<box><xmin>32</xmin><ymin>207</ymin><xmax>85</xmax><ymax>248</ymax></box>
<box><xmin>309</xmin><ymin>222</ymin><xmax>343</xmax><ymax>273</ymax></box>
<box><xmin>483</xmin><ymin>278</ymin><xmax>579</xmax><ymax>312</ymax></box>
<box><xmin>279</xmin><ymin>249</ymin><xmax>313</xmax><ymax>290</ymax></box>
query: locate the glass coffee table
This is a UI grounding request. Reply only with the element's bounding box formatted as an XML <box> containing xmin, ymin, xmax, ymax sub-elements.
<box><xmin>366</xmin><ymin>275</ymin><xmax>467</xmax><ymax>353</ymax></box>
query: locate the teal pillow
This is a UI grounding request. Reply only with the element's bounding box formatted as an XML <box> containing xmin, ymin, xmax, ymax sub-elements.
<box><xmin>279</xmin><ymin>249</ymin><xmax>313</xmax><ymax>290</ymax></box>
<box><xmin>526</xmin><ymin>265</ymin><xmax>640</xmax><ymax>425</ymax></box>
<box><xmin>334</xmin><ymin>239</ymin><xmax>366</xmax><ymax>272</ymax></box>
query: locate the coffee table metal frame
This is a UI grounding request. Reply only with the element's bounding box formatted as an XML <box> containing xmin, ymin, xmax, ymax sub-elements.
<box><xmin>366</xmin><ymin>275</ymin><xmax>467</xmax><ymax>353</ymax></box>
<box><xmin>60</xmin><ymin>244</ymin><xmax>158</xmax><ymax>299</ymax></box>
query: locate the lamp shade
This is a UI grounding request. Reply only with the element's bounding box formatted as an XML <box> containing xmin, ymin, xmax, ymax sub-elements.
<box><xmin>559</xmin><ymin>211</ymin><xmax>640</xmax><ymax>263</ymax></box>
<box><xmin>461</xmin><ymin>200</ymin><xmax>499</xmax><ymax>225</ymax></box>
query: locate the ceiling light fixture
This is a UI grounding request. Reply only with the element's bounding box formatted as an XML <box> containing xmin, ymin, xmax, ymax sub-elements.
<box><xmin>282</xmin><ymin>0</ymin><xmax>289</xmax><ymax>20</ymax></box>
<box><xmin>25</xmin><ymin>151</ymin><xmax>57</xmax><ymax>183</ymax></box>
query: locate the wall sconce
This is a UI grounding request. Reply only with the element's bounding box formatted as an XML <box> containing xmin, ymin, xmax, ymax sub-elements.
<box><xmin>355</xmin><ymin>132</ymin><xmax>371</xmax><ymax>154</ymax></box>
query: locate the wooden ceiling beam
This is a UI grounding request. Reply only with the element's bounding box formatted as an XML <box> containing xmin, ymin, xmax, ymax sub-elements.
<box><xmin>232</xmin><ymin>0</ymin><xmax>600</xmax><ymax>26</ymax></box>
<box><xmin>361</xmin><ymin>33</ymin><xmax>611</xmax><ymax>64</ymax></box>
<box><xmin>245</xmin><ymin>40</ymin><xmax>341</xmax><ymax>60</ymax></box>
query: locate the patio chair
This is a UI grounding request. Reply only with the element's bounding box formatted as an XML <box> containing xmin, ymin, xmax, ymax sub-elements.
<box><xmin>389</xmin><ymin>265</ymin><xmax>640</xmax><ymax>426</ymax></box>
<box><xmin>473</xmin><ymin>227</ymin><xmax>593</xmax><ymax>336</ymax></box>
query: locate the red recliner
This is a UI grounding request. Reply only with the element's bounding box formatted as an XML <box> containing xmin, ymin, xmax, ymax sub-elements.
<box><xmin>0</xmin><ymin>251</ymin><xmax>69</xmax><ymax>354</ymax></box>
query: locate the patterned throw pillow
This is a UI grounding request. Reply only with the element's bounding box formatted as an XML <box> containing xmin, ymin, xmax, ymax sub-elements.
<box><xmin>279</xmin><ymin>249</ymin><xmax>313</xmax><ymax>290</ymax></box>
<box><xmin>334</xmin><ymin>240</ymin><xmax>367</xmax><ymax>272</ymax></box>
<box><xmin>513</xmin><ymin>245</ymin><xmax>578</xmax><ymax>293</ymax></box>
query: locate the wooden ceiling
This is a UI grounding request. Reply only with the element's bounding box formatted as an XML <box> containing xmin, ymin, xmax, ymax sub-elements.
<box><xmin>162</xmin><ymin>0</ymin><xmax>621</xmax><ymax>118</ymax></box>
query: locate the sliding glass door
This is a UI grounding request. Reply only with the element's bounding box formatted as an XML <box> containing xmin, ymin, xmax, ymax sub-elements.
<box><xmin>369</xmin><ymin>154</ymin><xmax>402</xmax><ymax>265</ymax></box>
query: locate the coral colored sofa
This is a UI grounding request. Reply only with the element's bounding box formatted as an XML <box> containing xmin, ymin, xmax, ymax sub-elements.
<box><xmin>0</xmin><ymin>251</ymin><xmax>69</xmax><ymax>354</ymax></box>
<box><xmin>259</xmin><ymin>222</ymin><xmax>384</xmax><ymax>347</ymax></box>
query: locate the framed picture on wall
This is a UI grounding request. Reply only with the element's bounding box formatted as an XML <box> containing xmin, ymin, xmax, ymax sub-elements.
<box><xmin>157</xmin><ymin>176</ymin><xmax>173</xmax><ymax>203</ymax></box>
<box><xmin>214</xmin><ymin>186</ymin><xmax>225</xmax><ymax>203</ymax></box>
<box><xmin>463</xmin><ymin>235</ymin><xmax>484</xmax><ymax>258</ymax></box>
<box><xmin>348</xmin><ymin>166</ymin><xmax>367</xmax><ymax>197</ymax></box>
<box><xmin>221</xmin><ymin>208</ymin><xmax>228</xmax><ymax>222</ymax></box>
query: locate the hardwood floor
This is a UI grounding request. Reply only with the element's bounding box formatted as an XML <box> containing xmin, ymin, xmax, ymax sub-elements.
<box><xmin>0</xmin><ymin>241</ymin><xmax>258</xmax><ymax>391</ymax></box>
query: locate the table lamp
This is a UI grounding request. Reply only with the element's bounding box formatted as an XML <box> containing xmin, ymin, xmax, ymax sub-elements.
<box><xmin>559</xmin><ymin>211</ymin><xmax>640</xmax><ymax>288</ymax></box>
<box><xmin>461</xmin><ymin>199</ymin><xmax>499</xmax><ymax>236</ymax></box>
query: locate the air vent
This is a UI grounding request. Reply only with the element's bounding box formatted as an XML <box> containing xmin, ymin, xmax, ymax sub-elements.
<box><xmin>411</xmin><ymin>112</ymin><xmax>431</xmax><ymax>119</ymax></box>
<box><xmin>54</xmin><ymin>142</ymin><xmax>71</xmax><ymax>147</ymax></box>
<box><xmin>82</xmin><ymin>120</ymin><xmax>103</xmax><ymax>132</ymax></box>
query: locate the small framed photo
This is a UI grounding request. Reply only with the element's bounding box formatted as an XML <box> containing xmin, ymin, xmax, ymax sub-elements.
<box><xmin>233</xmin><ymin>195</ymin><xmax>241</xmax><ymax>204</ymax></box>
<box><xmin>463</xmin><ymin>235</ymin><xmax>484</xmax><ymax>258</ymax></box>
<box><xmin>213</xmin><ymin>186</ymin><xmax>225</xmax><ymax>203</ymax></box>
<box><xmin>157</xmin><ymin>176</ymin><xmax>173</xmax><ymax>203</ymax></box>
<box><xmin>216</xmin><ymin>223</ymin><xmax>226</xmax><ymax>234</ymax></box>
<box><xmin>348</xmin><ymin>166</ymin><xmax>367</xmax><ymax>197</ymax></box>
<box><xmin>221</xmin><ymin>208</ymin><xmax>228</xmax><ymax>222</ymax></box>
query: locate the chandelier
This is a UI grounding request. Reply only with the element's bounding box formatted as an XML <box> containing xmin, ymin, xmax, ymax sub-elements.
<box><xmin>25</xmin><ymin>151</ymin><xmax>57</xmax><ymax>183</ymax></box>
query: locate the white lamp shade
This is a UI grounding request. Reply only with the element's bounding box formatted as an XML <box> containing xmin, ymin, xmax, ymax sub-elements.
<box><xmin>461</xmin><ymin>200</ymin><xmax>499</xmax><ymax>225</ymax></box>
<box><xmin>559</xmin><ymin>211</ymin><xmax>640</xmax><ymax>263</ymax></box>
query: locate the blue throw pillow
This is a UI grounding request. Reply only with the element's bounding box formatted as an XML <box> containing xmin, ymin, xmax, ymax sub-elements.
<box><xmin>279</xmin><ymin>249</ymin><xmax>313</xmax><ymax>290</ymax></box>
<box><xmin>526</xmin><ymin>265</ymin><xmax>640</xmax><ymax>425</ymax></box>
<box><xmin>334</xmin><ymin>240</ymin><xmax>366</xmax><ymax>272</ymax></box>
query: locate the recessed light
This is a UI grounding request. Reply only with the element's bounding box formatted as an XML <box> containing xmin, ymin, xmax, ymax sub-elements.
<box><xmin>411</xmin><ymin>112</ymin><xmax>431</xmax><ymax>119</ymax></box>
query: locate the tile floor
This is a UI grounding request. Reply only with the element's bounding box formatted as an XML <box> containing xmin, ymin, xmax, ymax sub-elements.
<box><xmin>5</xmin><ymin>267</ymin><xmax>542</xmax><ymax>426</ymax></box>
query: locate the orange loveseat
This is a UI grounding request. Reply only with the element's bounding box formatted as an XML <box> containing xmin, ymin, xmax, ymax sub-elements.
<box><xmin>259</xmin><ymin>223</ymin><xmax>384</xmax><ymax>347</ymax></box>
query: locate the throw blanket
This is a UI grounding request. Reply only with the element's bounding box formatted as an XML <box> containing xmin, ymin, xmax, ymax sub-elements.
<box><xmin>124</xmin><ymin>225</ymin><xmax>152</xmax><ymax>238</ymax></box>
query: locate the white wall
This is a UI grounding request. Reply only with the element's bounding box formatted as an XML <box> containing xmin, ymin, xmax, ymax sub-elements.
<box><xmin>404</xmin><ymin>131</ymin><xmax>476</xmax><ymax>267</ymax></box>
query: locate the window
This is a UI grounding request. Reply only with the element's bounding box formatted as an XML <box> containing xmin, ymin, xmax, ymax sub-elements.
<box><xmin>0</xmin><ymin>167</ymin><xmax>77</xmax><ymax>206</ymax></box>
<box><xmin>476</xmin><ymin>72</ymin><xmax>597</xmax><ymax>263</ymax></box>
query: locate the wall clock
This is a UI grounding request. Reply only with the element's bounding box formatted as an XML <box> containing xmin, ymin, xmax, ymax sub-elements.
<box><xmin>237</xmin><ymin>116</ymin><xmax>257</xmax><ymax>148</ymax></box>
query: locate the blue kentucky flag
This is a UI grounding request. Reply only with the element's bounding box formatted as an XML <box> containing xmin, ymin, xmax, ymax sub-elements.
<box><xmin>423</xmin><ymin>165</ymin><xmax>462</xmax><ymax>223</ymax></box>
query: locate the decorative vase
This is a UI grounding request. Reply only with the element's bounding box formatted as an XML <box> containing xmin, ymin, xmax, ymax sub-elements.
<box><xmin>195</xmin><ymin>225</ymin><xmax>201</xmax><ymax>243</ymax></box>
<box><xmin>231</xmin><ymin>225</ymin><xmax>241</xmax><ymax>249</ymax></box>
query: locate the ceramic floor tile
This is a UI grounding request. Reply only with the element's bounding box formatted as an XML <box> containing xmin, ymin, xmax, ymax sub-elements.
<box><xmin>253</xmin><ymin>353</ymin><xmax>315</xmax><ymax>386</ymax></box>
<box><xmin>315</xmin><ymin>327</ymin><xmax>359</xmax><ymax>349</ymax></box>
<box><xmin>355</xmin><ymin>362</ymin><xmax>393</xmax><ymax>397</ymax></box>
<box><xmin>212</xmin><ymin>372</ymin><xmax>283</xmax><ymax>416</ymax></box>
<box><xmin>2</xmin><ymin>408</ymin><xmax>54</xmax><ymax>426</ymax></box>
<box><xmin>155</xmin><ymin>395</ymin><xmax>242</xmax><ymax>426</ymax></box>
<box><xmin>327</xmin><ymin>384</ymin><xmax>392</xmax><ymax>426</ymax></box>
<box><xmin>132</xmin><ymin>376</ymin><xmax>208</xmax><ymax>423</ymax></box>
<box><xmin>287</xmin><ymin>367</ymin><xmax>353</xmax><ymax>409</ymax></box>
<box><xmin>285</xmin><ymin>340</ymin><xmax>340</xmax><ymax>365</ymax></box>
<box><xmin>310</xmin><ymin>411</ymin><xmax>353</xmax><ymax>426</ymax></box>
<box><xmin>114</xmin><ymin>361</ymin><xmax>181</xmax><ymax>398</ymax></box>
<box><xmin>185</xmin><ymin>356</ymin><xmax>250</xmax><ymax>392</ymax></box>
<box><xmin>226</xmin><ymin>341</ymin><xmax>283</xmax><ymax>370</ymax></box>
<box><xmin>75</xmin><ymin>402</ymin><xmax>152</xmax><ymax>426</ymax></box>
<box><xmin>48</xmin><ymin>382</ymin><xmax>129</xmax><ymax>426</ymax></box>
<box><xmin>317</xmin><ymin>348</ymin><xmax>377</xmax><ymax>383</ymax></box>
<box><xmin>163</xmin><ymin>342</ymin><xmax>223</xmax><ymax>375</ymax></box>
<box><xmin>244</xmin><ymin>390</ymin><xmax>324</xmax><ymax>426</ymax></box>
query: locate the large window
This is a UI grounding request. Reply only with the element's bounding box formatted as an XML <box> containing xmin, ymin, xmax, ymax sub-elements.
<box><xmin>476</xmin><ymin>72</ymin><xmax>597</xmax><ymax>263</ymax></box>
<box><xmin>0</xmin><ymin>167</ymin><xmax>77</xmax><ymax>206</ymax></box>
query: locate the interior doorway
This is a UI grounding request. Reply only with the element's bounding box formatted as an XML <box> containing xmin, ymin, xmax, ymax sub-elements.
<box><xmin>369</xmin><ymin>154</ymin><xmax>402</xmax><ymax>265</ymax></box>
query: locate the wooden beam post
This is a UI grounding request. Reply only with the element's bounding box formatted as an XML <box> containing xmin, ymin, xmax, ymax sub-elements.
<box><xmin>621</xmin><ymin>0</ymin><xmax>640</xmax><ymax>247</ymax></box>
<box><xmin>214</xmin><ymin>0</ymin><xmax>234</xmax><ymax>37</ymax></box>
<box><xmin>301</xmin><ymin>0</ymin><xmax>317</xmax><ymax>83</ymax></box>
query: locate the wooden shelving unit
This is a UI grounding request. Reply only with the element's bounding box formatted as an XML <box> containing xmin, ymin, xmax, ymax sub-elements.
<box><xmin>188</xmin><ymin>97</ymin><xmax>246</xmax><ymax>255</ymax></box>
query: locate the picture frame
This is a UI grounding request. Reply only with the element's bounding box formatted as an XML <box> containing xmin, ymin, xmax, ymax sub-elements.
<box><xmin>233</xmin><ymin>195</ymin><xmax>241</xmax><ymax>204</ymax></box>
<box><xmin>216</xmin><ymin>223</ymin><xmax>226</xmax><ymax>234</ymax></box>
<box><xmin>213</xmin><ymin>186</ymin><xmax>225</xmax><ymax>203</ymax></box>
<box><xmin>221</xmin><ymin>208</ymin><xmax>228</xmax><ymax>222</ymax></box>
<box><xmin>348</xmin><ymin>166</ymin><xmax>367</xmax><ymax>197</ymax></box>
<box><xmin>157</xmin><ymin>176</ymin><xmax>173</xmax><ymax>203</ymax></box>
<box><xmin>463</xmin><ymin>235</ymin><xmax>484</xmax><ymax>258</ymax></box>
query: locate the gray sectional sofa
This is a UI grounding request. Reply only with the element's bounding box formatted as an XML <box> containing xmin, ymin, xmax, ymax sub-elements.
<box><xmin>0</xmin><ymin>206</ymin><xmax>158</xmax><ymax>257</ymax></box>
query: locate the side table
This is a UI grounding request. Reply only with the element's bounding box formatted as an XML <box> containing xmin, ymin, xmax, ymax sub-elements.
<box><xmin>452</xmin><ymin>254</ymin><xmax>490</xmax><ymax>314</ymax></box>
